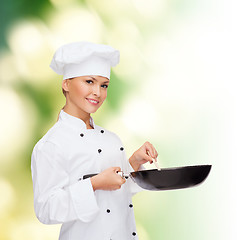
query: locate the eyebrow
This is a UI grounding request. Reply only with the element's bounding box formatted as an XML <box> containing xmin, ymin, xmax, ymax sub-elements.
<box><xmin>88</xmin><ymin>76</ymin><xmax>110</xmax><ymax>84</ymax></box>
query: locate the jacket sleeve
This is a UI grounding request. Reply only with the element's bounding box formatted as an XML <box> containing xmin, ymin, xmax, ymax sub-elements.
<box><xmin>126</xmin><ymin>159</ymin><xmax>146</xmax><ymax>196</ymax></box>
<box><xmin>117</xmin><ymin>139</ymin><xmax>145</xmax><ymax>195</ymax></box>
<box><xmin>31</xmin><ymin>140</ymin><xmax>100</xmax><ymax>225</ymax></box>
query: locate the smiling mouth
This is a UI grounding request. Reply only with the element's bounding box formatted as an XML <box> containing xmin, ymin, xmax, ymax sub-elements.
<box><xmin>86</xmin><ymin>98</ymin><xmax>99</xmax><ymax>105</ymax></box>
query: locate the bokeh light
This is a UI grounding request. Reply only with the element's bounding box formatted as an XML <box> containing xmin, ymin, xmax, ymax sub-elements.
<box><xmin>1</xmin><ymin>0</ymin><xmax>237</xmax><ymax>239</ymax></box>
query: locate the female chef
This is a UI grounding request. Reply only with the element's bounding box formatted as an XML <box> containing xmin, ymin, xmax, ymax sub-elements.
<box><xmin>31</xmin><ymin>41</ymin><xmax>158</xmax><ymax>240</ymax></box>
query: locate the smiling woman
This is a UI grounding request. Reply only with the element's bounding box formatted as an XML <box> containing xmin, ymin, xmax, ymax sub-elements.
<box><xmin>31</xmin><ymin>41</ymin><xmax>159</xmax><ymax>240</ymax></box>
<box><xmin>62</xmin><ymin>75</ymin><xmax>109</xmax><ymax>122</ymax></box>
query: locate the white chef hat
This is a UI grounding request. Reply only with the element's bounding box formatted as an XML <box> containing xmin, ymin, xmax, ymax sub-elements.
<box><xmin>50</xmin><ymin>41</ymin><xmax>120</xmax><ymax>80</ymax></box>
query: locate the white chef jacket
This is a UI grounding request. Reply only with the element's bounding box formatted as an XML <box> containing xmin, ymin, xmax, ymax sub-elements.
<box><xmin>31</xmin><ymin>109</ymin><xmax>143</xmax><ymax>240</ymax></box>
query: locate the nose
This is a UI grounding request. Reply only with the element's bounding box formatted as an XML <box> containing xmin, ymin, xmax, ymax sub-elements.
<box><xmin>92</xmin><ymin>84</ymin><xmax>101</xmax><ymax>97</ymax></box>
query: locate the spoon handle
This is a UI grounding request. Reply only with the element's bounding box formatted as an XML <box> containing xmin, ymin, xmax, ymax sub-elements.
<box><xmin>147</xmin><ymin>151</ymin><xmax>161</xmax><ymax>171</ymax></box>
<box><xmin>153</xmin><ymin>159</ymin><xmax>161</xmax><ymax>171</ymax></box>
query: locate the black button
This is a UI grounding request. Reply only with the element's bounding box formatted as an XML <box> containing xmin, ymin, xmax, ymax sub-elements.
<box><xmin>98</xmin><ymin>149</ymin><xmax>102</xmax><ymax>153</ymax></box>
<box><xmin>107</xmin><ymin>209</ymin><xmax>110</xmax><ymax>213</ymax></box>
<box><xmin>120</xmin><ymin>147</ymin><xmax>124</xmax><ymax>151</ymax></box>
<box><xmin>80</xmin><ymin>133</ymin><xmax>84</xmax><ymax>137</ymax></box>
<box><xmin>132</xmin><ymin>232</ymin><xmax>136</xmax><ymax>236</ymax></box>
<box><xmin>101</xmin><ymin>130</ymin><xmax>104</xmax><ymax>133</ymax></box>
<box><xmin>129</xmin><ymin>204</ymin><xmax>133</xmax><ymax>208</ymax></box>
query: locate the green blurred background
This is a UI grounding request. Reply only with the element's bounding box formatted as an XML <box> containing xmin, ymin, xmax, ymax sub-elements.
<box><xmin>1</xmin><ymin>0</ymin><xmax>237</xmax><ymax>239</ymax></box>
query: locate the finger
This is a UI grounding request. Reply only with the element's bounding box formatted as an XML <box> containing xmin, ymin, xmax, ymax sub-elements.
<box><xmin>121</xmin><ymin>178</ymin><xmax>126</xmax><ymax>184</ymax></box>
<box><xmin>142</xmin><ymin>152</ymin><xmax>154</xmax><ymax>164</ymax></box>
<box><xmin>145</xmin><ymin>142</ymin><xmax>156</xmax><ymax>159</ymax></box>
<box><xmin>113</xmin><ymin>167</ymin><xmax>121</xmax><ymax>172</ymax></box>
<box><xmin>151</xmin><ymin>149</ymin><xmax>158</xmax><ymax>161</ymax></box>
<box><xmin>153</xmin><ymin>145</ymin><xmax>159</xmax><ymax>159</ymax></box>
<box><xmin>116</xmin><ymin>175</ymin><xmax>126</xmax><ymax>186</ymax></box>
<box><xmin>147</xmin><ymin>150</ymin><xmax>156</xmax><ymax>163</ymax></box>
<box><xmin>115</xmin><ymin>185</ymin><xmax>121</xmax><ymax>190</ymax></box>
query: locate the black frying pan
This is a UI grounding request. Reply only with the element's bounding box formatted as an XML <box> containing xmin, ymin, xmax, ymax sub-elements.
<box><xmin>129</xmin><ymin>165</ymin><xmax>211</xmax><ymax>190</ymax></box>
<box><xmin>83</xmin><ymin>165</ymin><xmax>212</xmax><ymax>191</ymax></box>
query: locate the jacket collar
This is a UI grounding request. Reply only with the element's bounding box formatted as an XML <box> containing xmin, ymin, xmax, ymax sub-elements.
<box><xmin>58</xmin><ymin>109</ymin><xmax>95</xmax><ymax>131</ymax></box>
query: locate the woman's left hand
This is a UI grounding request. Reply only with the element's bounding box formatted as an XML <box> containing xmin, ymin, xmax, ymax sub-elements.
<box><xmin>129</xmin><ymin>141</ymin><xmax>158</xmax><ymax>171</ymax></box>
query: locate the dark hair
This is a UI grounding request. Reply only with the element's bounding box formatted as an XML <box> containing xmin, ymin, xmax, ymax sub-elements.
<box><xmin>62</xmin><ymin>87</ymin><xmax>66</xmax><ymax>97</ymax></box>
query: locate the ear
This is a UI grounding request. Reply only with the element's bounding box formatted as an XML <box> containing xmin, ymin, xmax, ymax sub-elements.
<box><xmin>62</xmin><ymin>79</ymin><xmax>70</xmax><ymax>92</ymax></box>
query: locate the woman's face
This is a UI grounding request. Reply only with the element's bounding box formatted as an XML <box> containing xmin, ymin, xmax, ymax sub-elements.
<box><xmin>62</xmin><ymin>75</ymin><xmax>109</xmax><ymax>115</ymax></box>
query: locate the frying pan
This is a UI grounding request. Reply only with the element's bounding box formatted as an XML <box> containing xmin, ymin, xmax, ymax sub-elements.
<box><xmin>83</xmin><ymin>165</ymin><xmax>212</xmax><ymax>191</ymax></box>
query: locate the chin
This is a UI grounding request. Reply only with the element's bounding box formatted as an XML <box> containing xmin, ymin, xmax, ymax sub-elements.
<box><xmin>87</xmin><ymin>108</ymin><xmax>99</xmax><ymax>114</ymax></box>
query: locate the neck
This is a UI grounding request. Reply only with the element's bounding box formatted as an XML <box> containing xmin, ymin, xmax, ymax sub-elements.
<box><xmin>63</xmin><ymin>104</ymin><xmax>93</xmax><ymax>129</ymax></box>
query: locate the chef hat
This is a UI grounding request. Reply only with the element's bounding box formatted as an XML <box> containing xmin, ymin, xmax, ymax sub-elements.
<box><xmin>50</xmin><ymin>41</ymin><xmax>120</xmax><ymax>80</ymax></box>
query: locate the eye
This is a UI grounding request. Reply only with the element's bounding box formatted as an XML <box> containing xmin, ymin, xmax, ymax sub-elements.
<box><xmin>101</xmin><ymin>84</ymin><xmax>109</xmax><ymax>89</ymax></box>
<box><xmin>86</xmin><ymin>80</ymin><xmax>93</xmax><ymax>84</ymax></box>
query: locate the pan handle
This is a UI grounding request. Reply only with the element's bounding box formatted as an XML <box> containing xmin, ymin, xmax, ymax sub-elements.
<box><xmin>83</xmin><ymin>173</ymin><xmax>98</xmax><ymax>179</ymax></box>
<box><xmin>83</xmin><ymin>171</ymin><xmax>128</xmax><ymax>180</ymax></box>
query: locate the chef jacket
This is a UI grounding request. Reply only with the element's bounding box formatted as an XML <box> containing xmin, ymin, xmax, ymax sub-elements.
<box><xmin>31</xmin><ymin>109</ymin><xmax>143</xmax><ymax>240</ymax></box>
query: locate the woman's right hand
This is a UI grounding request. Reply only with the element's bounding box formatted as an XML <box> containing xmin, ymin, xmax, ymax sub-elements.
<box><xmin>90</xmin><ymin>167</ymin><xmax>126</xmax><ymax>191</ymax></box>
